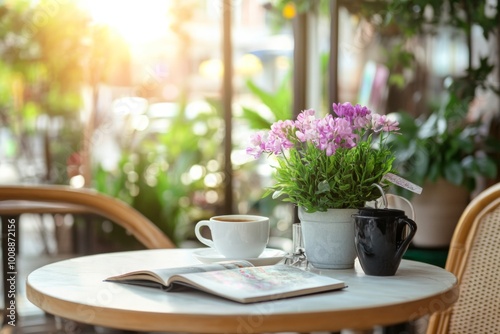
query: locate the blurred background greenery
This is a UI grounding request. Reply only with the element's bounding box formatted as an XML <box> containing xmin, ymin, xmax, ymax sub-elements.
<box><xmin>1</xmin><ymin>0</ymin><xmax>499</xmax><ymax>251</ymax></box>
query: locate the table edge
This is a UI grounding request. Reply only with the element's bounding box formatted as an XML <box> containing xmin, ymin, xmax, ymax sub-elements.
<box><xmin>26</xmin><ymin>278</ymin><xmax>459</xmax><ymax>333</ymax></box>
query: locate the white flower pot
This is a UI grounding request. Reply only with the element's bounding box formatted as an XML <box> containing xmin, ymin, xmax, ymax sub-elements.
<box><xmin>298</xmin><ymin>207</ymin><xmax>358</xmax><ymax>269</ymax></box>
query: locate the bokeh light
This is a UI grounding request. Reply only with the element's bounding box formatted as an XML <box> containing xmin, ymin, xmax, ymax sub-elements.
<box><xmin>79</xmin><ymin>0</ymin><xmax>172</xmax><ymax>47</ymax></box>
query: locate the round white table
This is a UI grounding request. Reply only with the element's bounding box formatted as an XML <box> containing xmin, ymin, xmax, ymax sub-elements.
<box><xmin>26</xmin><ymin>248</ymin><xmax>458</xmax><ymax>333</ymax></box>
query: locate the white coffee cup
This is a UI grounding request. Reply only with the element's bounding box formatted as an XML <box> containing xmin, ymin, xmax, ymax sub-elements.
<box><xmin>194</xmin><ymin>215</ymin><xmax>270</xmax><ymax>258</ymax></box>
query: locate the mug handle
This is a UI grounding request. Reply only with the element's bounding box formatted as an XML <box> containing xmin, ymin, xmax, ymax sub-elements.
<box><xmin>395</xmin><ymin>217</ymin><xmax>417</xmax><ymax>260</ymax></box>
<box><xmin>194</xmin><ymin>220</ymin><xmax>214</xmax><ymax>248</ymax></box>
<box><xmin>387</xmin><ymin>194</ymin><xmax>416</xmax><ymax>221</ymax></box>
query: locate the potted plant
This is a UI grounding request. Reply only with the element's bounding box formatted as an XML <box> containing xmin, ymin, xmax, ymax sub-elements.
<box><xmin>247</xmin><ymin>102</ymin><xmax>400</xmax><ymax>268</ymax></box>
<box><xmin>387</xmin><ymin>93</ymin><xmax>499</xmax><ymax>247</ymax></box>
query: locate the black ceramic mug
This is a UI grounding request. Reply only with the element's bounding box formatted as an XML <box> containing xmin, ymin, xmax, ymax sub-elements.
<box><xmin>353</xmin><ymin>207</ymin><xmax>417</xmax><ymax>276</ymax></box>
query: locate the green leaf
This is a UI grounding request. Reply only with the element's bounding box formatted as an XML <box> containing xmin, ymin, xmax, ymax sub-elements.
<box><xmin>272</xmin><ymin>190</ymin><xmax>284</xmax><ymax>200</ymax></box>
<box><xmin>388</xmin><ymin>74</ymin><xmax>406</xmax><ymax>88</ymax></box>
<box><xmin>475</xmin><ymin>157</ymin><xmax>498</xmax><ymax>178</ymax></box>
<box><xmin>444</xmin><ymin>161</ymin><xmax>464</xmax><ymax>186</ymax></box>
<box><xmin>241</xmin><ymin>106</ymin><xmax>273</xmax><ymax>129</ymax></box>
<box><xmin>316</xmin><ymin>180</ymin><xmax>330</xmax><ymax>194</ymax></box>
<box><xmin>418</xmin><ymin>113</ymin><xmax>439</xmax><ymax>139</ymax></box>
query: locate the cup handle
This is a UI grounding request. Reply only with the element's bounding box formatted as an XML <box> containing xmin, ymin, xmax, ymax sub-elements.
<box><xmin>395</xmin><ymin>217</ymin><xmax>418</xmax><ymax>260</ymax></box>
<box><xmin>195</xmin><ymin>220</ymin><xmax>214</xmax><ymax>248</ymax></box>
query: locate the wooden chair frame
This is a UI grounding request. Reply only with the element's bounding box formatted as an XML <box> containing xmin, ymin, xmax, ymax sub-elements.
<box><xmin>1</xmin><ymin>184</ymin><xmax>175</xmax><ymax>330</ymax></box>
<box><xmin>0</xmin><ymin>185</ymin><xmax>175</xmax><ymax>249</ymax></box>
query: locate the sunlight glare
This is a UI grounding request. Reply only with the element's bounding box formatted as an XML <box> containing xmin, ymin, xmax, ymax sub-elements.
<box><xmin>79</xmin><ymin>0</ymin><xmax>171</xmax><ymax>46</ymax></box>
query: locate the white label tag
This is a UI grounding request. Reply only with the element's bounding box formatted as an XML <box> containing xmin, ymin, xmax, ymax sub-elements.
<box><xmin>383</xmin><ymin>173</ymin><xmax>423</xmax><ymax>194</ymax></box>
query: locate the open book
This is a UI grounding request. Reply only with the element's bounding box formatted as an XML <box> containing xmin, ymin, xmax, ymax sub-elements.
<box><xmin>105</xmin><ymin>261</ymin><xmax>346</xmax><ymax>303</ymax></box>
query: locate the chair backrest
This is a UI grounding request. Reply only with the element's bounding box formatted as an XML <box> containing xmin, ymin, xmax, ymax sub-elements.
<box><xmin>0</xmin><ymin>185</ymin><xmax>175</xmax><ymax>249</ymax></box>
<box><xmin>426</xmin><ymin>182</ymin><xmax>500</xmax><ymax>333</ymax></box>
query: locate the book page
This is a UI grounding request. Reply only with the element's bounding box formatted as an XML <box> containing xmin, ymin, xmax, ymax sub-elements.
<box><xmin>107</xmin><ymin>260</ymin><xmax>253</xmax><ymax>286</ymax></box>
<box><xmin>172</xmin><ymin>265</ymin><xmax>346</xmax><ymax>303</ymax></box>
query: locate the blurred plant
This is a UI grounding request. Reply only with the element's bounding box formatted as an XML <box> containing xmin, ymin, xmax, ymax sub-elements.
<box><xmin>0</xmin><ymin>1</ymin><xmax>88</xmax><ymax>120</ymax></box>
<box><xmin>93</xmin><ymin>100</ymin><xmax>225</xmax><ymax>246</ymax></box>
<box><xmin>236</xmin><ymin>75</ymin><xmax>295</xmax><ymax>236</ymax></box>
<box><xmin>341</xmin><ymin>0</ymin><xmax>500</xmax><ymax>196</ymax></box>
<box><xmin>264</xmin><ymin>0</ymin><xmax>330</xmax><ymax>32</ymax></box>
<box><xmin>0</xmin><ymin>0</ymin><xmax>129</xmax><ymax>183</ymax></box>
<box><xmin>387</xmin><ymin>96</ymin><xmax>499</xmax><ymax>199</ymax></box>
<box><xmin>240</xmin><ymin>73</ymin><xmax>292</xmax><ymax>129</ymax></box>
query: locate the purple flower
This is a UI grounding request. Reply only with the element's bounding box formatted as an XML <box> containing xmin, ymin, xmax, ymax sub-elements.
<box><xmin>316</xmin><ymin>116</ymin><xmax>357</xmax><ymax>156</ymax></box>
<box><xmin>295</xmin><ymin>109</ymin><xmax>317</xmax><ymax>142</ymax></box>
<box><xmin>246</xmin><ymin>103</ymin><xmax>399</xmax><ymax>159</ymax></box>
<box><xmin>246</xmin><ymin>131</ymin><xmax>267</xmax><ymax>158</ymax></box>
<box><xmin>332</xmin><ymin>102</ymin><xmax>372</xmax><ymax>130</ymax></box>
<box><xmin>371</xmin><ymin>114</ymin><xmax>400</xmax><ymax>133</ymax></box>
<box><xmin>245</xmin><ymin>102</ymin><xmax>401</xmax><ymax>211</ymax></box>
<box><xmin>266</xmin><ymin>120</ymin><xmax>295</xmax><ymax>153</ymax></box>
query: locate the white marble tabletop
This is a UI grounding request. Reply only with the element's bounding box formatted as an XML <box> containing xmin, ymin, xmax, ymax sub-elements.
<box><xmin>26</xmin><ymin>248</ymin><xmax>458</xmax><ymax>333</ymax></box>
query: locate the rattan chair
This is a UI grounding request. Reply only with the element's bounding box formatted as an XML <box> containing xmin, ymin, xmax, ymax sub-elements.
<box><xmin>0</xmin><ymin>184</ymin><xmax>175</xmax><ymax>249</ymax></box>
<box><xmin>426</xmin><ymin>182</ymin><xmax>500</xmax><ymax>333</ymax></box>
<box><xmin>1</xmin><ymin>184</ymin><xmax>175</xmax><ymax>332</ymax></box>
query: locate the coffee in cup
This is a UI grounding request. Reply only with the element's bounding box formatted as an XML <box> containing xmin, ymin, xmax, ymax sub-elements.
<box><xmin>194</xmin><ymin>215</ymin><xmax>270</xmax><ymax>258</ymax></box>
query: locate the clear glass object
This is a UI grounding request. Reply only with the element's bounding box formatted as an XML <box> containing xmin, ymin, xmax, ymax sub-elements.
<box><xmin>285</xmin><ymin>223</ymin><xmax>307</xmax><ymax>267</ymax></box>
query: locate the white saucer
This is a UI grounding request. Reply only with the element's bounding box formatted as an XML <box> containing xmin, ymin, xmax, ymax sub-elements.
<box><xmin>192</xmin><ymin>248</ymin><xmax>287</xmax><ymax>266</ymax></box>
